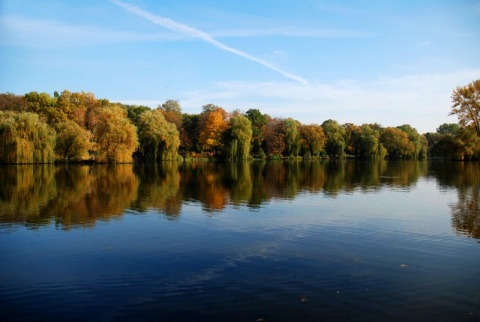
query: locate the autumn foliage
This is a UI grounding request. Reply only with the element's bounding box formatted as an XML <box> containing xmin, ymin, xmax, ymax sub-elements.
<box><xmin>0</xmin><ymin>80</ymin><xmax>479</xmax><ymax>163</ymax></box>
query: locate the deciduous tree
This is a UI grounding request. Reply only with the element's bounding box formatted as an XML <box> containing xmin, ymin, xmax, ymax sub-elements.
<box><xmin>93</xmin><ymin>105</ymin><xmax>138</xmax><ymax>163</ymax></box>
<box><xmin>450</xmin><ymin>79</ymin><xmax>480</xmax><ymax>136</ymax></box>
<box><xmin>299</xmin><ymin>124</ymin><xmax>325</xmax><ymax>156</ymax></box>
<box><xmin>0</xmin><ymin>111</ymin><xmax>56</xmax><ymax>163</ymax></box>
<box><xmin>246</xmin><ymin>108</ymin><xmax>267</xmax><ymax>158</ymax></box>
<box><xmin>198</xmin><ymin>105</ymin><xmax>229</xmax><ymax>154</ymax></box>
<box><xmin>322</xmin><ymin>119</ymin><xmax>346</xmax><ymax>158</ymax></box>
<box><xmin>137</xmin><ymin>110</ymin><xmax>180</xmax><ymax>161</ymax></box>
<box><xmin>263</xmin><ymin>117</ymin><xmax>286</xmax><ymax>157</ymax></box>
<box><xmin>227</xmin><ymin>114</ymin><xmax>253</xmax><ymax>160</ymax></box>
<box><xmin>55</xmin><ymin>120</ymin><xmax>92</xmax><ymax>161</ymax></box>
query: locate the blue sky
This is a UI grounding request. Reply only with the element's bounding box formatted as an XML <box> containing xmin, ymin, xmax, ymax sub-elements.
<box><xmin>1</xmin><ymin>0</ymin><xmax>479</xmax><ymax>133</ymax></box>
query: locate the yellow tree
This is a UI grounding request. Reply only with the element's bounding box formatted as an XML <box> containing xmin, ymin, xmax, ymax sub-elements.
<box><xmin>0</xmin><ymin>111</ymin><xmax>56</xmax><ymax>163</ymax></box>
<box><xmin>57</xmin><ymin>90</ymin><xmax>98</xmax><ymax>129</ymax></box>
<box><xmin>299</xmin><ymin>124</ymin><xmax>325</xmax><ymax>156</ymax></box>
<box><xmin>450</xmin><ymin>79</ymin><xmax>480</xmax><ymax>137</ymax></box>
<box><xmin>198</xmin><ymin>105</ymin><xmax>229</xmax><ymax>154</ymax></box>
<box><xmin>93</xmin><ymin>105</ymin><xmax>138</xmax><ymax>163</ymax></box>
<box><xmin>55</xmin><ymin>120</ymin><xmax>92</xmax><ymax>161</ymax></box>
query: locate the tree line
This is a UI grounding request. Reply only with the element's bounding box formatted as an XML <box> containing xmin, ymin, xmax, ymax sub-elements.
<box><xmin>0</xmin><ymin>80</ymin><xmax>478</xmax><ymax>163</ymax></box>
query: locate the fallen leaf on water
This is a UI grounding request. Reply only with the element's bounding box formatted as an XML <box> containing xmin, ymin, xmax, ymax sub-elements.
<box><xmin>300</xmin><ymin>295</ymin><xmax>310</xmax><ymax>302</ymax></box>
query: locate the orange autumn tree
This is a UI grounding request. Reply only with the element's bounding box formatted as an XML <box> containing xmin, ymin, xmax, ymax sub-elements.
<box><xmin>198</xmin><ymin>104</ymin><xmax>229</xmax><ymax>155</ymax></box>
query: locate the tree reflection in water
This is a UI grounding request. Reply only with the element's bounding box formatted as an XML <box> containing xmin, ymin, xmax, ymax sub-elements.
<box><xmin>0</xmin><ymin>161</ymin><xmax>478</xmax><ymax>239</ymax></box>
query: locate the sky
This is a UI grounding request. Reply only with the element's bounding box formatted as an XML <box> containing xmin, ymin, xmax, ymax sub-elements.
<box><xmin>0</xmin><ymin>0</ymin><xmax>479</xmax><ymax>133</ymax></box>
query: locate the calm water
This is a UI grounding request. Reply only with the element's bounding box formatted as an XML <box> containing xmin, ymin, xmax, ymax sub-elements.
<box><xmin>0</xmin><ymin>161</ymin><xmax>479</xmax><ymax>321</ymax></box>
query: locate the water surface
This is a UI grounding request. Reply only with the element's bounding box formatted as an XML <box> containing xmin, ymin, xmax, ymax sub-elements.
<box><xmin>0</xmin><ymin>161</ymin><xmax>479</xmax><ymax>321</ymax></box>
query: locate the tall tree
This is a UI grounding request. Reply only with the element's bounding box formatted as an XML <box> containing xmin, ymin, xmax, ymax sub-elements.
<box><xmin>283</xmin><ymin>118</ymin><xmax>301</xmax><ymax>157</ymax></box>
<box><xmin>322</xmin><ymin>119</ymin><xmax>346</xmax><ymax>158</ymax></box>
<box><xmin>245</xmin><ymin>108</ymin><xmax>267</xmax><ymax>158</ymax></box>
<box><xmin>137</xmin><ymin>110</ymin><xmax>180</xmax><ymax>161</ymax></box>
<box><xmin>397</xmin><ymin>124</ymin><xmax>428</xmax><ymax>159</ymax></box>
<box><xmin>158</xmin><ymin>99</ymin><xmax>182</xmax><ymax>130</ymax></box>
<box><xmin>93</xmin><ymin>105</ymin><xmax>138</xmax><ymax>163</ymax></box>
<box><xmin>380</xmin><ymin>127</ymin><xmax>415</xmax><ymax>159</ymax></box>
<box><xmin>450</xmin><ymin>79</ymin><xmax>480</xmax><ymax>136</ymax></box>
<box><xmin>263</xmin><ymin>117</ymin><xmax>286</xmax><ymax>157</ymax></box>
<box><xmin>0</xmin><ymin>111</ymin><xmax>56</xmax><ymax>163</ymax></box>
<box><xmin>299</xmin><ymin>124</ymin><xmax>325</xmax><ymax>156</ymax></box>
<box><xmin>55</xmin><ymin>120</ymin><xmax>93</xmax><ymax>161</ymax></box>
<box><xmin>227</xmin><ymin>114</ymin><xmax>253</xmax><ymax>160</ymax></box>
<box><xmin>198</xmin><ymin>105</ymin><xmax>229</xmax><ymax>155</ymax></box>
<box><xmin>181</xmin><ymin>113</ymin><xmax>200</xmax><ymax>154</ymax></box>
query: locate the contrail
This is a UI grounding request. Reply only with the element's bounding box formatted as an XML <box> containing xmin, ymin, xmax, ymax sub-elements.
<box><xmin>109</xmin><ymin>0</ymin><xmax>308</xmax><ymax>84</ymax></box>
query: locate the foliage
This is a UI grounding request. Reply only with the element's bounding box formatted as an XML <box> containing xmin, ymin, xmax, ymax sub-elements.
<box><xmin>263</xmin><ymin>117</ymin><xmax>286</xmax><ymax>157</ymax></box>
<box><xmin>226</xmin><ymin>114</ymin><xmax>253</xmax><ymax>160</ymax></box>
<box><xmin>125</xmin><ymin>104</ymin><xmax>150</xmax><ymax>127</ymax></box>
<box><xmin>246</xmin><ymin>108</ymin><xmax>267</xmax><ymax>158</ymax></box>
<box><xmin>93</xmin><ymin>105</ymin><xmax>139</xmax><ymax>163</ymax></box>
<box><xmin>137</xmin><ymin>110</ymin><xmax>180</xmax><ymax>161</ymax></box>
<box><xmin>0</xmin><ymin>111</ymin><xmax>56</xmax><ymax>163</ymax></box>
<box><xmin>450</xmin><ymin>79</ymin><xmax>480</xmax><ymax>137</ymax></box>
<box><xmin>181</xmin><ymin>113</ymin><xmax>200</xmax><ymax>154</ymax></box>
<box><xmin>397</xmin><ymin>124</ymin><xmax>428</xmax><ymax>159</ymax></box>
<box><xmin>0</xmin><ymin>80</ymin><xmax>479</xmax><ymax>162</ymax></box>
<box><xmin>198</xmin><ymin>105</ymin><xmax>229</xmax><ymax>154</ymax></box>
<box><xmin>322</xmin><ymin>119</ymin><xmax>346</xmax><ymax>158</ymax></box>
<box><xmin>380</xmin><ymin>127</ymin><xmax>415</xmax><ymax>159</ymax></box>
<box><xmin>158</xmin><ymin>99</ymin><xmax>183</xmax><ymax>130</ymax></box>
<box><xmin>299</xmin><ymin>124</ymin><xmax>325</xmax><ymax>156</ymax></box>
<box><xmin>283</xmin><ymin>118</ymin><xmax>301</xmax><ymax>157</ymax></box>
<box><xmin>55</xmin><ymin>121</ymin><xmax>93</xmax><ymax>161</ymax></box>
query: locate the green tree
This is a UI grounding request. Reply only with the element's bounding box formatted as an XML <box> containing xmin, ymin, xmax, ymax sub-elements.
<box><xmin>124</xmin><ymin>104</ymin><xmax>150</xmax><ymax>127</ymax></box>
<box><xmin>227</xmin><ymin>113</ymin><xmax>253</xmax><ymax>160</ymax></box>
<box><xmin>354</xmin><ymin>124</ymin><xmax>382</xmax><ymax>159</ymax></box>
<box><xmin>181</xmin><ymin>113</ymin><xmax>200</xmax><ymax>154</ymax></box>
<box><xmin>437</xmin><ymin>123</ymin><xmax>460</xmax><ymax>136</ymax></box>
<box><xmin>246</xmin><ymin>108</ymin><xmax>267</xmax><ymax>158</ymax></box>
<box><xmin>322</xmin><ymin>119</ymin><xmax>346</xmax><ymax>158</ymax></box>
<box><xmin>137</xmin><ymin>110</ymin><xmax>180</xmax><ymax>161</ymax></box>
<box><xmin>283</xmin><ymin>118</ymin><xmax>301</xmax><ymax>157</ymax></box>
<box><xmin>0</xmin><ymin>111</ymin><xmax>56</xmax><ymax>163</ymax></box>
<box><xmin>450</xmin><ymin>79</ymin><xmax>480</xmax><ymax>137</ymax></box>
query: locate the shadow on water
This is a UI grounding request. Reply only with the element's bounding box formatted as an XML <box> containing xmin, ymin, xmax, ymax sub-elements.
<box><xmin>0</xmin><ymin>160</ymin><xmax>478</xmax><ymax>239</ymax></box>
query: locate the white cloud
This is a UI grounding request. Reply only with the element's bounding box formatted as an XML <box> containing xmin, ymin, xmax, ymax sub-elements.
<box><xmin>0</xmin><ymin>16</ymin><xmax>181</xmax><ymax>48</ymax></box>
<box><xmin>175</xmin><ymin>69</ymin><xmax>480</xmax><ymax>133</ymax></box>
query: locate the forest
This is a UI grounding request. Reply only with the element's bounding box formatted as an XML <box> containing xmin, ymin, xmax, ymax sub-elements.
<box><xmin>0</xmin><ymin>80</ymin><xmax>479</xmax><ymax>163</ymax></box>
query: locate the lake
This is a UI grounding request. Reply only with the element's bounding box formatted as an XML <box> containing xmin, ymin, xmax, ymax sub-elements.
<box><xmin>0</xmin><ymin>160</ymin><xmax>479</xmax><ymax>321</ymax></box>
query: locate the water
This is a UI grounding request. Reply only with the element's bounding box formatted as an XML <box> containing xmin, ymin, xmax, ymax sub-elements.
<box><xmin>0</xmin><ymin>161</ymin><xmax>479</xmax><ymax>321</ymax></box>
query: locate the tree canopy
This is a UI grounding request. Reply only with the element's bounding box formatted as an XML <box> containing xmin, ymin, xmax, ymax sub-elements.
<box><xmin>0</xmin><ymin>81</ymin><xmax>479</xmax><ymax>163</ymax></box>
<box><xmin>450</xmin><ymin>79</ymin><xmax>480</xmax><ymax>137</ymax></box>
